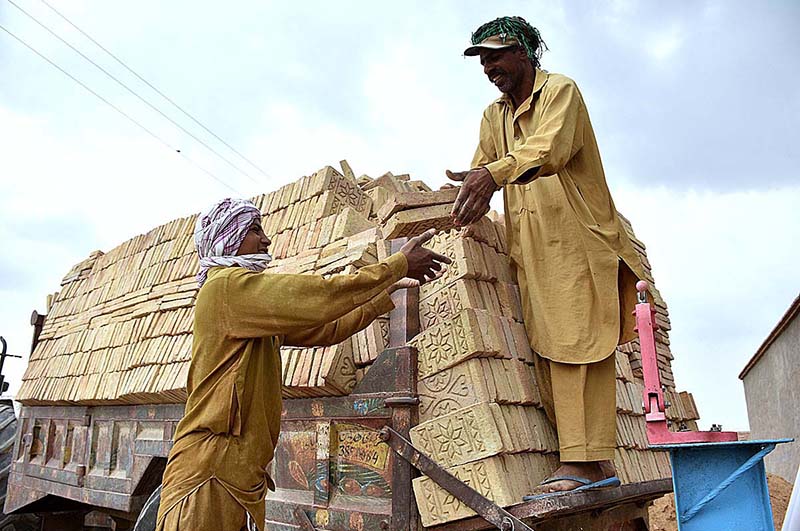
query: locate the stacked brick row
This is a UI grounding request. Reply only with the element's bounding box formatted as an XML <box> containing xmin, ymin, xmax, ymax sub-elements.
<box><xmin>401</xmin><ymin>226</ymin><xmax>528</xmax><ymax>525</ymax></box>
<box><xmin>18</xmin><ymin>215</ymin><xmax>199</xmax><ymax>405</ymax></box>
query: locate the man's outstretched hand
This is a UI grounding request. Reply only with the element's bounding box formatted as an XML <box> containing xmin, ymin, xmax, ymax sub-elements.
<box><xmin>447</xmin><ymin>167</ymin><xmax>498</xmax><ymax>226</ymax></box>
<box><xmin>399</xmin><ymin>228</ymin><xmax>451</xmax><ymax>284</ymax></box>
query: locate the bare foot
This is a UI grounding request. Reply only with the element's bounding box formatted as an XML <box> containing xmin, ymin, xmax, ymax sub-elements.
<box><xmin>533</xmin><ymin>461</ymin><xmax>612</xmax><ymax>494</ymax></box>
<box><xmin>598</xmin><ymin>460</ymin><xmax>617</xmax><ymax>479</ymax></box>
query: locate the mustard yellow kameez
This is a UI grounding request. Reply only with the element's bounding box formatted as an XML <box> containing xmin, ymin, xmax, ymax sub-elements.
<box><xmin>472</xmin><ymin>69</ymin><xmax>645</xmax><ymax>461</ymax></box>
<box><xmin>157</xmin><ymin>254</ymin><xmax>407</xmax><ymax>531</ymax></box>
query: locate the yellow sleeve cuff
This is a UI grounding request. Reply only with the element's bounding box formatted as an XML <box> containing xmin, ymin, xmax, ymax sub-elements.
<box><xmin>385</xmin><ymin>252</ymin><xmax>409</xmax><ymax>282</ymax></box>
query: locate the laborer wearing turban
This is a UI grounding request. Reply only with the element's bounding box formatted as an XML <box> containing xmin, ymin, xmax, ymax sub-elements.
<box><xmin>447</xmin><ymin>17</ymin><xmax>648</xmax><ymax>496</ymax></box>
<box><xmin>156</xmin><ymin>198</ymin><xmax>450</xmax><ymax>530</ymax></box>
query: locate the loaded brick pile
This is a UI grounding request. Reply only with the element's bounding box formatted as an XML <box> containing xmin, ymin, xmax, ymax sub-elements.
<box><xmin>17</xmin><ymin>162</ymin><xmax>700</xmax><ymax>526</ymax></box>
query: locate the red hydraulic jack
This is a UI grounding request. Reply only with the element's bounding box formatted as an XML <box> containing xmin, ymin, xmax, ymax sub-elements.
<box><xmin>636</xmin><ymin>281</ymin><xmax>791</xmax><ymax>531</ymax></box>
<box><xmin>635</xmin><ymin>280</ymin><xmax>737</xmax><ymax>444</ymax></box>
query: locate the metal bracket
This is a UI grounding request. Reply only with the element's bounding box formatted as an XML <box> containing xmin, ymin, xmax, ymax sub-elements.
<box><xmin>384</xmin><ymin>396</ymin><xmax>419</xmax><ymax>407</ymax></box>
<box><xmin>380</xmin><ymin>426</ymin><xmax>535</xmax><ymax>531</ymax></box>
<box><xmin>680</xmin><ymin>443</ymin><xmax>776</xmax><ymax>523</ymax></box>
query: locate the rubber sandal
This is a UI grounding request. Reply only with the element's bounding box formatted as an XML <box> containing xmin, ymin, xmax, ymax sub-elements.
<box><xmin>522</xmin><ymin>475</ymin><xmax>621</xmax><ymax>501</ymax></box>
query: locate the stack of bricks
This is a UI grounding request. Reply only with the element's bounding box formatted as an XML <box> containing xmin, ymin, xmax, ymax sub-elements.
<box><xmin>18</xmin><ymin>162</ymin><xmax>700</xmax><ymax>526</ymax></box>
<box><xmin>405</xmin><ymin>224</ymin><xmax>554</xmax><ymax>526</ymax></box>
<box><xmin>17</xmin><ymin>215</ymin><xmax>199</xmax><ymax>405</ymax></box>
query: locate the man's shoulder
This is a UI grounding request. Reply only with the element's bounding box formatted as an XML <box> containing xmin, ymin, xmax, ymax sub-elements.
<box><xmin>198</xmin><ymin>267</ymin><xmax>265</xmax><ymax>306</ymax></box>
<box><xmin>481</xmin><ymin>71</ymin><xmax>580</xmax><ymax>114</ymax></box>
<box><xmin>542</xmin><ymin>71</ymin><xmax>579</xmax><ymax>91</ymax></box>
<box><xmin>202</xmin><ymin>267</ymin><xmax>250</xmax><ymax>291</ymax></box>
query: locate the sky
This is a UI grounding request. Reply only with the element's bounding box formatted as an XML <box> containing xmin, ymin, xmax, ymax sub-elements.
<box><xmin>0</xmin><ymin>0</ymin><xmax>798</xmax><ymax>432</ymax></box>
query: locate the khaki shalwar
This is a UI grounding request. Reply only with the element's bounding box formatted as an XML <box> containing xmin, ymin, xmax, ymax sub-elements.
<box><xmin>156</xmin><ymin>253</ymin><xmax>408</xmax><ymax>531</ymax></box>
<box><xmin>472</xmin><ymin>69</ymin><xmax>645</xmax><ymax>461</ymax></box>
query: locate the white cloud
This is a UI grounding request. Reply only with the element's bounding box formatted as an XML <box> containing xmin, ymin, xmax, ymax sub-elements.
<box><xmin>647</xmin><ymin>25</ymin><xmax>685</xmax><ymax>61</ymax></box>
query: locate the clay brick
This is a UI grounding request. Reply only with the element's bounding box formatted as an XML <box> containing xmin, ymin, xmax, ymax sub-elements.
<box><xmin>615</xmin><ymin>350</ymin><xmax>635</xmax><ymax>382</ymax></box>
<box><xmin>627</xmin><ymin>381</ymin><xmax>644</xmax><ymax>415</ymax></box>
<box><xmin>309</xmin><ymin>345</ymin><xmax>326</xmax><ymax>389</ymax></box>
<box><xmin>491</xmin><ymin>402</ymin><xmax>516</xmax><ymax>450</ymax></box>
<box><xmin>382</xmin><ymin>204</ymin><xmax>456</xmax><ymax>239</ymax></box>
<box><xmin>476</xmin><ymin>281</ymin><xmax>502</xmax><ymax>317</ymax></box>
<box><xmin>316</xmin><ymin>213</ymin><xmax>336</xmax><ymax>248</ymax></box>
<box><xmin>478</xmin><ymin>241</ymin><xmax>499</xmax><ymax>282</ymax></box>
<box><xmin>434</xmin><ymin>451</ymin><xmax>562</xmax><ymax>528</ymax></box>
<box><xmin>410</xmin><ymin>401</ymin><xmax>510</xmax><ymax>467</ymax></box>
<box><xmin>407</xmin><ymin>179</ymin><xmax>431</xmax><ymax>192</ymax></box>
<box><xmin>491</xmin><ymin>361</ymin><xmax>515</xmax><ymax>404</ymax></box>
<box><xmin>350</xmin><ymin>331</ymin><xmax>363</xmax><ymax>366</ymax></box>
<box><xmin>419</xmin><ymin>279</ymin><xmax>485</xmax><ymax>331</ymax></box>
<box><xmin>280</xmin><ymin>342</ymin><xmax>356</xmax><ymax>398</ymax></box>
<box><xmin>361</xmin><ymin>172</ymin><xmax>406</xmax><ymax>193</ymax></box>
<box><xmin>458</xmin><ymin>217</ymin><xmax>497</xmax><ymax>249</ymax></box>
<box><xmin>331</xmin><ymin>208</ymin><xmax>374</xmax><ymax>241</ymax></box>
<box><xmin>411</xmin><ymin>308</ymin><xmax>501</xmax><ymax>378</ymax></box>
<box><xmin>419</xmin><ymin>231</ymin><xmax>492</xmax><ymax>297</ymax></box>
<box><xmin>680</xmin><ymin>391</ymin><xmax>699</xmax><ymax>420</ymax></box>
<box><xmin>518</xmin><ymin>362</ymin><xmax>542</xmax><ymax>406</ymax></box>
<box><xmin>473</xmin><ymin>311</ymin><xmax>507</xmax><ymax>359</ymax></box>
<box><xmin>499</xmin><ymin>405</ymin><xmax>522</xmax><ymax>450</ymax></box>
<box><xmin>509</xmin><ymin>321</ymin><xmax>533</xmax><ymax>363</ymax></box>
<box><xmin>313</xmin><ymin>167</ymin><xmax>372</xmax><ymax>217</ymax></box>
<box><xmin>377</xmin><ymin>187</ymin><xmax>459</xmax><ymax>222</ymax></box>
<box><xmin>474</xmin><ymin>359</ymin><xmax>495</xmax><ymax>403</ymax></box>
<box><xmin>501</xmin><ymin>284</ymin><xmax>526</xmax><ymax>323</ymax></box>
<box><xmin>525</xmin><ymin>406</ymin><xmax>558</xmax><ymax>451</ymax></box>
<box><xmin>413</xmin><ymin>455</ymin><xmax>518</xmax><ymax>527</ymax></box>
<box><xmin>632</xmin><ymin>415</ymin><xmax>649</xmax><ymax>449</ymax></box>
<box><xmin>365</xmin><ymin>186</ymin><xmax>391</xmax><ymax>217</ymax></box>
<box><xmin>616</xmin><ymin>379</ymin><xmax>631</xmax><ymax>413</ymax></box>
<box><xmin>289</xmin><ymin>180</ymin><xmax>302</xmax><ymax>206</ymax></box>
<box><xmin>418</xmin><ymin>359</ymin><xmax>494</xmax><ymax>421</ymax></box>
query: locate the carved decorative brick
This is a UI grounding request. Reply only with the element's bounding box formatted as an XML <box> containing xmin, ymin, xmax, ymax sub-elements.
<box><xmin>410</xmin><ymin>402</ymin><xmax>508</xmax><ymax>467</ymax></box>
<box><xmin>418</xmin><ymin>280</ymin><xmax>485</xmax><ymax>331</ymax></box>
<box><xmin>377</xmin><ymin>188</ymin><xmax>459</xmax><ymax>222</ymax></box>
<box><xmin>382</xmin><ymin>204</ymin><xmax>456</xmax><ymax>239</ymax></box>
<box><xmin>410</xmin><ymin>309</ymin><xmax>499</xmax><ymax>378</ymax></box>
<box><xmin>413</xmin><ymin>452</ymin><xmax>557</xmax><ymax>526</ymax></box>
<box><xmin>418</xmin><ymin>359</ymin><xmax>491</xmax><ymax>422</ymax></box>
<box><xmin>411</xmin><ymin>401</ymin><xmax>556</xmax><ymax>468</ymax></box>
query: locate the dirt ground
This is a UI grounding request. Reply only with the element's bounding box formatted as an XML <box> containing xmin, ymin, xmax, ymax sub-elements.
<box><xmin>649</xmin><ymin>474</ymin><xmax>794</xmax><ymax>531</ymax></box>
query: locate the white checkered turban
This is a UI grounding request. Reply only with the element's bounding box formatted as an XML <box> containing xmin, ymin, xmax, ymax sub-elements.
<box><xmin>194</xmin><ymin>198</ymin><xmax>272</xmax><ymax>287</ymax></box>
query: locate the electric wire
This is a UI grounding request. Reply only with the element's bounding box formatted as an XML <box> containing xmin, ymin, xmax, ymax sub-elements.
<box><xmin>6</xmin><ymin>0</ymin><xmax>261</xmax><ymax>185</ymax></box>
<box><xmin>39</xmin><ymin>0</ymin><xmax>273</xmax><ymax>180</ymax></box>
<box><xmin>0</xmin><ymin>23</ymin><xmax>241</xmax><ymax>195</ymax></box>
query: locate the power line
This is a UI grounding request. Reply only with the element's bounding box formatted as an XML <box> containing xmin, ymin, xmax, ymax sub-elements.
<box><xmin>0</xmin><ymin>23</ymin><xmax>241</xmax><ymax>195</ymax></box>
<box><xmin>6</xmin><ymin>0</ymin><xmax>261</xmax><ymax>185</ymax></box>
<box><xmin>39</xmin><ymin>0</ymin><xmax>273</xmax><ymax>181</ymax></box>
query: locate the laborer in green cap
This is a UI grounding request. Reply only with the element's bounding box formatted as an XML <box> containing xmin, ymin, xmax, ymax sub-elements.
<box><xmin>447</xmin><ymin>16</ymin><xmax>648</xmax><ymax>497</ymax></box>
